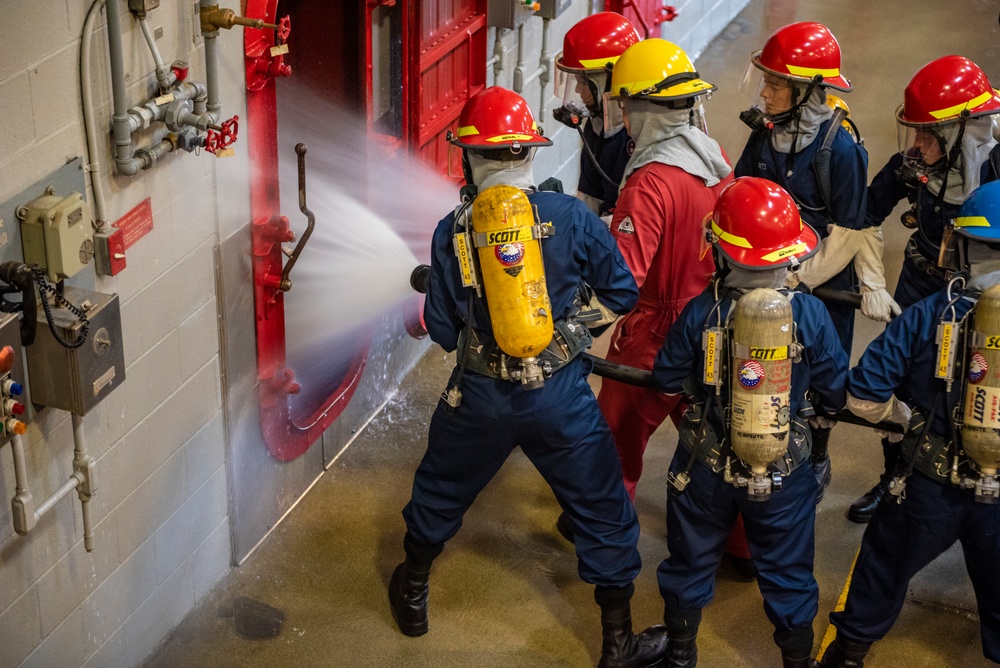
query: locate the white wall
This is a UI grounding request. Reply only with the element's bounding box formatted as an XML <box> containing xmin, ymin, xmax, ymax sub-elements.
<box><xmin>0</xmin><ymin>2</ymin><xmax>235</xmax><ymax>666</ymax></box>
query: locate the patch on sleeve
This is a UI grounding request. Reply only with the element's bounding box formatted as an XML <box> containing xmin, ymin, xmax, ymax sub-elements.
<box><xmin>616</xmin><ymin>216</ymin><xmax>635</xmax><ymax>235</ymax></box>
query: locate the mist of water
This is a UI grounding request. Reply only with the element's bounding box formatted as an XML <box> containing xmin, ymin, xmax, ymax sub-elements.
<box><xmin>273</xmin><ymin>87</ymin><xmax>456</xmax><ymax>410</ymax></box>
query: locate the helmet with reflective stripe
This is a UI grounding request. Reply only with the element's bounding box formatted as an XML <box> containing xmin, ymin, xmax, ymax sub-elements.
<box><xmin>557</xmin><ymin>12</ymin><xmax>640</xmax><ymax>74</ymax></box>
<box><xmin>708</xmin><ymin>177</ymin><xmax>820</xmax><ymax>269</ymax></box>
<box><xmin>955</xmin><ymin>181</ymin><xmax>1000</xmax><ymax>242</ymax></box>
<box><xmin>752</xmin><ymin>22</ymin><xmax>851</xmax><ymax>92</ymax></box>
<box><xmin>448</xmin><ymin>87</ymin><xmax>552</xmax><ymax>150</ymax></box>
<box><xmin>898</xmin><ymin>55</ymin><xmax>1000</xmax><ymax>127</ymax></box>
<box><xmin>610</xmin><ymin>38</ymin><xmax>715</xmax><ymax>101</ymax></box>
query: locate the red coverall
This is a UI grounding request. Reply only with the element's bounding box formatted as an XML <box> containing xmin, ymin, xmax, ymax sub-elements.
<box><xmin>598</xmin><ymin>161</ymin><xmax>733</xmax><ymax>499</ymax></box>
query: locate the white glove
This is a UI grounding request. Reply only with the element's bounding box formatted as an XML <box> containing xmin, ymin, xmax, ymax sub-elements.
<box><xmin>847</xmin><ymin>394</ymin><xmax>911</xmax><ymax>443</ymax></box>
<box><xmin>793</xmin><ymin>224</ymin><xmax>863</xmax><ymax>289</ymax></box>
<box><xmin>808</xmin><ymin>415</ymin><xmax>837</xmax><ymax>430</ymax></box>
<box><xmin>854</xmin><ymin>226</ymin><xmax>902</xmax><ymax>323</ymax></box>
<box><xmin>600</xmin><ymin>213</ymin><xmax>613</xmax><ymax>228</ymax></box>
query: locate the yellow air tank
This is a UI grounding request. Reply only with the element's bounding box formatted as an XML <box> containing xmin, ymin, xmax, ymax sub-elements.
<box><xmin>961</xmin><ymin>282</ymin><xmax>1000</xmax><ymax>502</ymax></box>
<box><xmin>730</xmin><ymin>288</ymin><xmax>793</xmax><ymax>500</ymax></box>
<box><xmin>471</xmin><ymin>184</ymin><xmax>553</xmax><ymax>387</ymax></box>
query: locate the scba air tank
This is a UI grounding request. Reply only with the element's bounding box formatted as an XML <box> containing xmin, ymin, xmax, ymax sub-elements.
<box><xmin>961</xmin><ymin>283</ymin><xmax>1000</xmax><ymax>502</ymax></box>
<box><xmin>730</xmin><ymin>288</ymin><xmax>793</xmax><ymax>500</ymax></box>
<box><xmin>471</xmin><ymin>185</ymin><xmax>553</xmax><ymax>388</ymax></box>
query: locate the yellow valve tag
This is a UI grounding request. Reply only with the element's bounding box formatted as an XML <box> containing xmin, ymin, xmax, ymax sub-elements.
<box><xmin>936</xmin><ymin>321</ymin><xmax>956</xmax><ymax>381</ymax></box>
<box><xmin>702</xmin><ymin>327</ymin><xmax>724</xmax><ymax>386</ymax></box>
<box><xmin>154</xmin><ymin>92</ymin><xmax>175</xmax><ymax>106</ymax></box>
<box><xmin>454</xmin><ymin>232</ymin><xmax>477</xmax><ymax>288</ymax></box>
<box><xmin>213</xmin><ymin>147</ymin><xmax>235</xmax><ymax>158</ymax></box>
<box><xmin>270</xmin><ymin>44</ymin><xmax>289</xmax><ymax>57</ymax></box>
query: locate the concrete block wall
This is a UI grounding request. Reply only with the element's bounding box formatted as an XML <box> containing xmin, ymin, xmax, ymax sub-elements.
<box><xmin>486</xmin><ymin>0</ymin><xmax>750</xmax><ymax>191</ymax></box>
<box><xmin>0</xmin><ymin>2</ymin><xmax>236</xmax><ymax>666</ymax></box>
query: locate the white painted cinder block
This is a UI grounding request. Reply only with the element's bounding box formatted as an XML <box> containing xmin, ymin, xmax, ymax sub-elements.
<box><xmin>0</xmin><ymin>73</ymin><xmax>35</xmax><ymax>160</ymax></box>
<box><xmin>152</xmin><ymin>465</ymin><xmax>227</xmax><ymax>584</ymax></box>
<box><xmin>20</xmin><ymin>607</ymin><xmax>88</xmax><ymax>668</ymax></box>
<box><xmin>0</xmin><ymin>588</ymin><xmax>42</xmax><ymax>668</ymax></box>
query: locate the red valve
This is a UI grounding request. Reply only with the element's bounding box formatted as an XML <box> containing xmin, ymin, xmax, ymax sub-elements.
<box><xmin>657</xmin><ymin>6</ymin><xmax>679</xmax><ymax>24</ymax></box>
<box><xmin>171</xmin><ymin>60</ymin><xmax>190</xmax><ymax>82</ymax></box>
<box><xmin>245</xmin><ymin>15</ymin><xmax>293</xmax><ymax>91</ymax></box>
<box><xmin>205</xmin><ymin>115</ymin><xmax>240</xmax><ymax>154</ymax></box>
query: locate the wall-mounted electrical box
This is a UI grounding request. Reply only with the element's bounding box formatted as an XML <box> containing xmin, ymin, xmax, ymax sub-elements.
<box><xmin>26</xmin><ymin>287</ymin><xmax>125</xmax><ymax>416</ymax></box>
<box><xmin>487</xmin><ymin>0</ymin><xmax>540</xmax><ymax>29</ymax></box>
<box><xmin>0</xmin><ymin>312</ymin><xmax>27</xmax><ymax>447</ymax></box>
<box><xmin>534</xmin><ymin>0</ymin><xmax>571</xmax><ymax>19</ymax></box>
<box><xmin>17</xmin><ymin>190</ymin><xmax>95</xmax><ymax>283</ymax></box>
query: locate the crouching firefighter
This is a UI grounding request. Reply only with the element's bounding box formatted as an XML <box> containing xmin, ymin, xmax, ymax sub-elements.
<box><xmin>825</xmin><ymin>180</ymin><xmax>1000</xmax><ymax>667</ymax></box>
<box><xmin>390</xmin><ymin>86</ymin><xmax>668</xmax><ymax>668</ymax></box>
<box><xmin>651</xmin><ymin>177</ymin><xmax>848</xmax><ymax>668</ymax></box>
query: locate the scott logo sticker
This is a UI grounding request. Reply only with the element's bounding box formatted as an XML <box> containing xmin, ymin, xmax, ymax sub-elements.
<box><xmin>969</xmin><ymin>352</ymin><xmax>988</xmax><ymax>384</ymax></box>
<box><xmin>738</xmin><ymin>360</ymin><xmax>765</xmax><ymax>388</ymax></box>
<box><xmin>496</xmin><ymin>242</ymin><xmax>525</xmax><ymax>266</ymax></box>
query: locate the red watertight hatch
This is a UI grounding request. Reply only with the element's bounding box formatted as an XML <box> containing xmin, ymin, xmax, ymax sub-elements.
<box><xmin>245</xmin><ymin>0</ymin><xmax>485</xmax><ymax>461</ymax></box>
<box><xmin>604</xmin><ymin>0</ymin><xmax>678</xmax><ymax>38</ymax></box>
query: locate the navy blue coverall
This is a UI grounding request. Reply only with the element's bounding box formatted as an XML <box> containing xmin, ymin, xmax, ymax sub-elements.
<box><xmin>652</xmin><ymin>287</ymin><xmax>847</xmax><ymax>650</ymax></box>
<box><xmin>577</xmin><ymin>123</ymin><xmax>632</xmax><ymax>216</ymax></box>
<box><xmin>830</xmin><ymin>285</ymin><xmax>1000</xmax><ymax>662</ymax></box>
<box><xmin>866</xmin><ymin>153</ymin><xmax>997</xmax><ymax>308</ymax></box>
<box><xmin>736</xmin><ymin>120</ymin><xmax>869</xmax><ymax>353</ymax></box>
<box><xmin>402</xmin><ymin>189</ymin><xmax>643</xmax><ymax>588</ymax></box>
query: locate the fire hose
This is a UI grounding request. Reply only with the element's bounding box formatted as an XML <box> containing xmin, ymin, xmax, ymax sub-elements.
<box><xmin>409</xmin><ymin>265</ymin><xmax>900</xmax><ymax>433</ymax></box>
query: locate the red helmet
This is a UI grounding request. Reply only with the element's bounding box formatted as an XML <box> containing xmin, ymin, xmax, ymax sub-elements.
<box><xmin>557</xmin><ymin>12</ymin><xmax>640</xmax><ymax>73</ymax></box>
<box><xmin>898</xmin><ymin>55</ymin><xmax>1000</xmax><ymax>126</ymax></box>
<box><xmin>709</xmin><ymin>177</ymin><xmax>819</xmax><ymax>269</ymax></box>
<box><xmin>448</xmin><ymin>87</ymin><xmax>552</xmax><ymax>150</ymax></box>
<box><xmin>752</xmin><ymin>22</ymin><xmax>851</xmax><ymax>92</ymax></box>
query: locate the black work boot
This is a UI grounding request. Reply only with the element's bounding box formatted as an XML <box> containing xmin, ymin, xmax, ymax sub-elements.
<box><xmin>811</xmin><ymin>426</ymin><xmax>833</xmax><ymax>504</ymax></box>
<box><xmin>388</xmin><ymin>559</ymin><xmax>430</xmax><ymax>636</ymax></box>
<box><xmin>597</xmin><ymin>604</ymin><xmax>668</xmax><ymax>668</ymax></box>
<box><xmin>665</xmin><ymin>637</ymin><xmax>697</xmax><ymax>668</ymax></box>
<box><xmin>781</xmin><ymin>648</ymin><xmax>820</xmax><ymax>668</ymax></box>
<box><xmin>663</xmin><ymin>607</ymin><xmax>700</xmax><ymax>668</ymax></box>
<box><xmin>820</xmin><ymin>637</ymin><xmax>870</xmax><ymax>667</ymax></box>
<box><xmin>849</xmin><ymin>438</ymin><xmax>900</xmax><ymax>524</ymax></box>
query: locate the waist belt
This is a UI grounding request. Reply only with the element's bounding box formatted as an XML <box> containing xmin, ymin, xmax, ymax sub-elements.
<box><xmin>899</xmin><ymin>411</ymin><xmax>979</xmax><ymax>486</ymax></box>
<box><xmin>905</xmin><ymin>237</ymin><xmax>955</xmax><ymax>282</ymax></box>
<box><xmin>459</xmin><ymin>318</ymin><xmax>593</xmax><ymax>383</ymax></box>
<box><xmin>677</xmin><ymin>405</ymin><xmax>812</xmax><ymax>477</ymax></box>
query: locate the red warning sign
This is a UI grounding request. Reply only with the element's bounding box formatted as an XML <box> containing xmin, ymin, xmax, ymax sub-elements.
<box><xmin>113</xmin><ymin>198</ymin><xmax>154</xmax><ymax>250</ymax></box>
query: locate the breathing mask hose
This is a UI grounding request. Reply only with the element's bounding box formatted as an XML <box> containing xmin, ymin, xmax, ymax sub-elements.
<box><xmin>576</xmin><ymin>125</ymin><xmax>620</xmax><ymax>189</ymax></box>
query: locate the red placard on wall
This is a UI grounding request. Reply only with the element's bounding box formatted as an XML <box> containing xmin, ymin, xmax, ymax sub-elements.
<box><xmin>113</xmin><ymin>198</ymin><xmax>154</xmax><ymax>250</ymax></box>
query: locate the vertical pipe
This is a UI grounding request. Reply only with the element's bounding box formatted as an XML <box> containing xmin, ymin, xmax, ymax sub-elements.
<box><xmin>106</xmin><ymin>0</ymin><xmax>140</xmax><ymax>175</ymax></box>
<box><xmin>72</xmin><ymin>414</ymin><xmax>95</xmax><ymax>552</ymax></box>
<box><xmin>81</xmin><ymin>0</ymin><xmax>110</xmax><ymax>229</ymax></box>
<box><xmin>139</xmin><ymin>17</ymin><xmax>175</xmax><ymax>92</ymax></box>
<box><xmin>201</xmin><ymin>0</ymin><xmax>222</xmax><ymax>122</ymax></box>
<box><xmin>10</xmin><ymin>433</ymin><xmax>28</xmax><ymax>494</ymax></box>
<box><xmin>538</xmin><ymin>18</ymin><xmax>551</xmax><ymax>121</ymax></box>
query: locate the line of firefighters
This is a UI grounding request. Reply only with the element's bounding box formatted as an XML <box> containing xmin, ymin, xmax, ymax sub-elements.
<box><xmin>390</xmin><ymin>15</ymin><xmax>1000</xmax><ymax>668</ymax></box>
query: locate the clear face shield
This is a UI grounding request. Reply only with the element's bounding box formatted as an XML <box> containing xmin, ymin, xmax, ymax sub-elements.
<box><xmin>553</xmin><ymin>66</ymin><xmax>608</xmax><ymax>130</ymax></box>
<box><xmin>738</xmin><ymin>59</ymin><xmax>801</xmax><ymax>131</ymax></box>
<box><xmin>895</xmin><ymin>112</ymin><xmax>955</xmax><ymax>185</ymax></box>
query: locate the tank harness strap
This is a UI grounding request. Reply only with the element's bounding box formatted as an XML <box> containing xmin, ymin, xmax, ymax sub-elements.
<box><xmin>813</xmin><ymin>108</ymin><xmax>850</xmax><ymax>223</ymax></box>
<box><xmin>905</xmin><ymin>236</ymin><xmax>956</xmax><ymax>281</ymax></box>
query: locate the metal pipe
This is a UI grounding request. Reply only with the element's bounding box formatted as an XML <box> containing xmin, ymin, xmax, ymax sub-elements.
<box><xmin>72</xmin><ymin>414</ymin><xmax>97</xmax><ymax>552</ymax></box>
<box><xmin>487</xmin><ymin>27</ymin><xmax>503</xmax><ymax>81</ymax></box>
<box><xmin>201</xmin><ymin>0</ymin><xmax>222</xmax><ymax>122</ymax></box>
<box><xmin>33</xmin><ymin>476</ymin><xmax>80</xmax><ymax>519</ymax></box>
<box><xmin>106</xmin><ymin>0</ymin><xmax>142</xmax><ymax>176</ymax></box>
<box><xmin>537</xmin><ymin>17</ymin><xmax>552</xmax><ymax>122</ymax></box>
<box><xmin>81</xmin><ymin>0</ymin><xmax>110</xmax><ymax>229</ymax></box>
<box><xmin>139</xmin><ymin>16</ymin><xmax>175</xmax><ymax>93</ymax></box>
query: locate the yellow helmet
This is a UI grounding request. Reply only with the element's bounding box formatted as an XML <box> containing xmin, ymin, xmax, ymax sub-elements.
<box><xmin>610</xmin><ymin>38</ymin><xmax>715</xmax><ymax>101</ymax></box>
